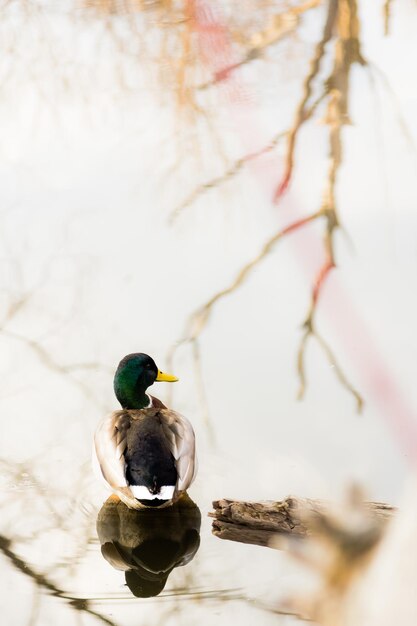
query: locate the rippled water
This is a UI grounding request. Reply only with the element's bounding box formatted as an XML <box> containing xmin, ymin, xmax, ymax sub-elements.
<box><xmin>0</xmin><ymin>455</ymin><xmax>310</xmax><ymax>626</ymax></box>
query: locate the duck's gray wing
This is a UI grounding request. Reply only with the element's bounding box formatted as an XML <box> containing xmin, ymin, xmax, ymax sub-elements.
<box><xmin>159</xmin><ymin>409</ymin><xmax>197</xmax><ymax>493</ymax></box>
<box><xmin>93</xmin><ymin>410</ymin><xmax>131</xmax><ymax>491</ymax></box>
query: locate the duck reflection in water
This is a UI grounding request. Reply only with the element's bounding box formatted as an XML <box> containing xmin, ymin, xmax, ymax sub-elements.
<box><xmin>96</xmin><ymin>493</ymin><xmax>201</xmax><ymax>597</ymax></box>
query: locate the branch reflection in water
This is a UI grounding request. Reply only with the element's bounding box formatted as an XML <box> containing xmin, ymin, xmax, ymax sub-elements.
<box><xmin>96</xmin><ymin>493</ymin><xmax>201</xmax><ymax>598</ymax></box>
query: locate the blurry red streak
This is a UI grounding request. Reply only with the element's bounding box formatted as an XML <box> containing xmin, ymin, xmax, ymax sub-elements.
<box><xmin>190</xmin><ymin>0</ymin><xmax>417</xmax><ymax>462</ymax></box>
<box><xmin>312</xmin><ymin>258</ymin><xmax>335</xmax><ymax>304</ymax></box>
<box><xmin>274</xmin><ymin>170</ymin><xmax>292</xmax><ymax>202</ymax></box>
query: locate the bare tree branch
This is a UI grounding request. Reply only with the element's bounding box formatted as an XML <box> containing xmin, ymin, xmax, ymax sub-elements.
<box><xmin>367</xmin><ymin>62</ymin><xmax>416</xmax><ymax>154</ymax></box>
<box><xmin>168</xmin><ymin>2</ymin><xmax>372</xmax><ymax>418</ymax></box>
<box><xmin>294</xmin><ymin>0</ymin><xmax>366</xmax><ymax>410</ymax></box>
<box><xmin>169</xmin><ymin>130</ymin><xmax>287</xmax><ymax>223</ymax></box>
<box><xmin>27</xmin><ymin>585</ymin><xmax>41</xmax><ymax>626</ymax></box>
<box><xmin>0</xmin><ymin>329</ymin><xmax>111</xmax><ymax>408</ymax></box>
<box><xmin>275</xmin><ymin>0</ymin><xmax>339</xmax><ymax>198</ymax></box>
<box><xmin>383</xmin><ymin>0</ymin><xmax>394</xmax><ymax>35</ymax></box>
<box><xmin>0</xmin><ymin>534</ymin><xmax>118</xmax><ymax>626</ymax></box>
<box><xmin>168</xmin><ymin>210</ymin><xmax>323</xmax><ymax>424</ymax></box>
<box><xmin>176</xmin><ymin>210</ymin><xmax>323</xmax><ymax>345</ymax></box>
<box><xmin>298</xmin><ymin>324</ymin><xmax>363</xmax><ymax>411</ymax></box>
<box><xmin>197</xmin><ymin>0</ymin><xmax>323</xmax><ymax>90</ymax></box>
<box><xmin>191</xmin><ymin>339</ymin><xmax>215</xmax><ymax>443</ymax></box>
<box><xmin>169</xmin><ymin>88</ymin><xmax>327</xmax><ymax>224</ymax></box>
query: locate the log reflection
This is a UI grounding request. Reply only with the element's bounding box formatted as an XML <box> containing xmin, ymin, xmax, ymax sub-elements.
<box><xmin>96</xmin><ymin>494</ymin><xmax>201</xmax><ymax>597</ymax></box>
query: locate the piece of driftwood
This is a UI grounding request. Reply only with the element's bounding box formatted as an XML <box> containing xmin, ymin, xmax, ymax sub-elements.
<box><xmin>210</xmin><ymin>496</ymin><xmax>395</xmax><ymax>548</ymax></box>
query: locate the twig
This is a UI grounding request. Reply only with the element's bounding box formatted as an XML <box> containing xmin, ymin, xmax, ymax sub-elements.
<box><xmin>0</xmin><ymin>534</ymin><xmax>118</xmax><ymax>626</ymax></box>
<box><xmin>275</xmin><ymin>0</ymin><xmax>367</xmax><ymax>200</ymax></box>
<box><xmin>170</xmin><ymin>2</ymin><xmax>365</xmax><ymax>413</ymax></box>
<box><xmin>169</xmin><ymin>89</ymin><xmax>327</xmax><ymax>224</ymax></box>
<box><xmin>168</xmin><ymin>210</ymin><xmax>323</xmax><ymax>430</ymax></box>
<box><xmin>0</xmin><ymin>329</ymin><xmax>110</xmax><ymax>408</ymax></box>
<box><xmin>198</xmin><ymin>0</ymin><xmax>323</xmax><ymax>90</ymax></box>
<box><xmin>383</xmin><ymin>0</ymin><xmax>393</xmax><ymax>35</ymax></box>
<box><xmin>169</xmin><ymin>130</ymin><xmax>287</xmax><ymax>223</ymax></box>
<box><xmin>27</xmin><ymin>585</ymin><xmax>41</xmax><ymax>626</ymax></box>
<box><xmin>294</xmin><ymin>0</ymin><xmax>366</xmax><ymax>410</ymax></box>
<box><xmin>171</xmin><ymin>211</ymin><xmax>359</xmax><ymax>417</ymax></box>
<box><xmin>275</xmin><ymin>0</ymin><xmax>339</xmax><ymax>199</ymax></box>
<box><xmin>168</xmin><ymin>1</ymin><xmax>373</xmax><ymax>415</ymax></box>
<box><xmin>191</xmin><ymin>339</ymin><xmax>215</xmax><ymax>444</ymax></box>
<box><xmin>176</xmin><ymin>210</ymin><xmax>323</xmax><ymax>346</ymax></box>
<box><xmin>245</xmin><ymin>597</ymin><xmax>313</xmax><ymax>622</ymax></box>
<box><xmin>367</xmin><ymin>62</ymin><xmax>416</xmax><ymax>154</ymax></box>
<box><xmin>299</xmin><ymin>326</ymin><xmax>363</xmax><ymax>411</ymax></box>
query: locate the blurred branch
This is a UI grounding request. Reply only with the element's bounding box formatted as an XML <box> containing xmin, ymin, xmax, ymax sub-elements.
<box><xmin>0</xmin><ymin>258</ymin><xmax>111</xmax><ymax>407</ymax></box>
<box><xmin>383</xmin><ymin>0</ymin><xmax>393</xmax><ymax>35</ymax></box>
<box><xmin>275</xmin><ymin>0</ymin><xmax>366</xmax><ymax>199</ymax></box>
<box><xmin>173</xmin><ymin>210</ymin><xmax>322</xmax><ymax>346</ymax></box>
<box><xmin>292</xmin><ymin>0</ymin><xmax>366</xmax><ymax>410</ymax></box>
<box><xmin>299</xmin><ymin>326</ymin><xmax>363</xmax><ymax>410</ymax></box>
<box><xmin>168</xmin><ymin>211</ymin><xmax>322</xmax><ymax>425</ymax></box>
<box><xmin>3</xmin><ymin>329</ymin><xmax>110</xmax><ymax>377</ymax></box>
<box><xmin>171</xmin><ymin>1</ymin><xmax>371</xmax><ymax>415</ymax></box>
<box><xmin>275</xmin><ymin>0</ymin><xmax>339</xmax><ymax>198</ymax></box>
<box><xmin>1</xmin><ymin>329</ymin><xmax>111</xmax><ymax>408</ymax></box>
<box><xmin>246</xmin><ymin>597</ymin><xmax>313</xmax><ymax>621</ymax></box>
<box><xmin>367</xmin><ymin>62</ymin><xmax>416</xmax><ymax>153</ymax></box>
<box><xmin>169</xmin><ymin>130</ymin><xmax>287</xmax><ymax>223</ymax></box>
<box><xmin>198</xmin><ymin>0</ymin><xmax>323</xmax><ymax>90</ymax></box>
<box><xmin>190</xmin><ymin>339</ymin><xmax>215</xmax><ymax>444</ymax></box>
<box><xmin>0</xmin><ymin>534</ymin><xmax>118</xmax><ymax>626</ymax></box>
<box><xmin>172</xmin><ymin>214</ymin><xmax>361</xmax><ymax>416</ymax></box>
<box><xmin>3</xmin><ymin>292</ymin><xmax>34</xmax><ymax>325</ymax></box>
<box><xmin>170</xmin><ymin>69</ymin><xmax>327</xmax><ymax>224</ymax></box>
<box><xmin>27</xmin><ymin>586</ymin><xmax>41</xmax><ymax>626</ymax></box>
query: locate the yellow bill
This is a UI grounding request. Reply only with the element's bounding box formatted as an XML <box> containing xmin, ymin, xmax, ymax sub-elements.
<box><xmin>156</xmin><ymin>370</ymin><xmax>179</xmax><ymax>383</ymax></box>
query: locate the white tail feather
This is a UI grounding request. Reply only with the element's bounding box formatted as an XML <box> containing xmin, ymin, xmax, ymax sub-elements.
<box><xmin>129</xmin><ymin>485</ymin><xmax>175</xmax><ymax>500</ymax></box>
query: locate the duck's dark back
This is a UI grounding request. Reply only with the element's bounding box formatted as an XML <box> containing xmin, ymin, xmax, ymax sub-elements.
<box><xmin>124</xmin><ymin>415</ymin><xmax>177</xmax><ymax>493</ymax></box>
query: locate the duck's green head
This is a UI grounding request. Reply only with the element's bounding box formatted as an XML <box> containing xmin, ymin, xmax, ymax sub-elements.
<box><xmin>114</xmin><ymin>353</ymin><xmax>178</xmax><ymax>409</ymax></box>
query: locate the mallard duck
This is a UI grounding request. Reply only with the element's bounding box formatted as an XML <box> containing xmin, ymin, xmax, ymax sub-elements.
<box><xmin>93</xmin><ymin>353</ymin><xmax>197</xmax><ymax>509</ymax></box>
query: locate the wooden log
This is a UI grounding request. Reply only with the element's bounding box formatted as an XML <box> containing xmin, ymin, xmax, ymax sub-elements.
<box><xmin>209</xmin><ymin>496</ymin><xmax>395</xmax><ymax>548</ymax></box>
